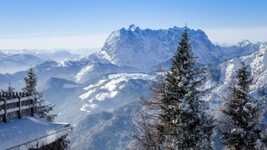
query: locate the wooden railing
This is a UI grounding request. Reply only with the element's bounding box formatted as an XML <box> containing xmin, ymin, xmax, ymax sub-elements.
<box><xmin>0</xmin><ymin>92</ymin><xmax>35</xmax><ymax>123</ymax></box>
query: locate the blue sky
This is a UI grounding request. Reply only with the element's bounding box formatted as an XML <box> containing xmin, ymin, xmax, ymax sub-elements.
<box><xmin>0</xmin><ymin>0</ymin><xmax>267</xmax><ymax>49</ymax></box>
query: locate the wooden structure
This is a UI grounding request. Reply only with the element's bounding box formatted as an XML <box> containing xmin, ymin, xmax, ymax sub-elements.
<box><xmin>0</xmin><ymin>92</ymin><xmax>35</xmax><ymax>123</ymax></box>
<box><xmin>0</xmin><ymin>92</ymin><xmax>73</xmax><ymax>150</ymax></box>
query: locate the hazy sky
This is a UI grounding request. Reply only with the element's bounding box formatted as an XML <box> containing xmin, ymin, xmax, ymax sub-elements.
<box><xmin>0</xmin><ymin>0</ymin><xmax>267</xmax><ymax>49</ymax></box>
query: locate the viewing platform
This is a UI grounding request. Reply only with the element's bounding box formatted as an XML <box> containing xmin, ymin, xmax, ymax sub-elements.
<box><xmin>0</xmin><ymin>117</ymin><xmax>71</xmax><ymax>150</ymax></box>
<box><xmin>0</xmin><ymin>92</ymin><xmax>71</xmax><ymax>149</ymax></box>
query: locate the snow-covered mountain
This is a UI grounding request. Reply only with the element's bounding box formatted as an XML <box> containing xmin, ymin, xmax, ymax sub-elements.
<box><xmin>0</xmin><ymin>49</ymin><xmax>89</xmax><ymax>74</ymax></box>
<box><xmin>87</xmin><ymin>25</ymin><xmax>261</xmax><ymax>72</ymax></box>
<box><xmin>219</xmin><ymin>39</ymin><xmax>260</xmax><ymax>60</ymax></box>
<box><xmin>74</xmin><ymin>25</ymin><xmax>261</xmax><ymax>86</ymax></box>
<box><xmin>0</xmin><ymin>53</ymin><xmax>43</xmax><ymax>73</ymax></box>
<box><xmin>1</xmin><ymin>25</ymin><xmax>266</xmax><ymax>150</ymax></box>
<box><xmin>0</xmin><ymin>49</ymin><xmax>88</xmax><ymax>62</ymax></box>
<box><xmin>206</xmin><ymin>42</ymin><xmax>267</xmax><ymax>116</ymax></box>
<box><xmin>88</xmin><ymin>25</ymin><xmax>224</xmax><ymax>70</ymax></box>
<box><xmin>32</xmin><ymin>50</ymin><xmax>82</xmax><ymax>63</ymax></box>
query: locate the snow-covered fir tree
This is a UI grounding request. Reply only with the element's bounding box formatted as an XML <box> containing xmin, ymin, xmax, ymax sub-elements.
<box><xmin>136</xmin><ymin>29</ymin><xmax>214</xmax><ymax>150</ymax></box>
<box><xmin>22</xmin><ymin>68</ymin><xmax>37</xmax><ymax>93</ymax></box>
<box><xmin>220</xmin><ymin>64</ymin><xmax>267</xmax><ymax>150</ymax></box>
<box><xmin>23</xmin><ymin>67</ymin><xmax>56</xmax><ymax>121</ymax></box>
<box><xmin>161</xmin><ymin>29</ymin><xmax>213</xmax><ymax>149</ymax></box>
<box><xmin>1</xmin><ymin>81</ymin><xmax>15</xmax><ymax>94</ymax></box>
<box><xmin>6</xmin><ymin>82</ymin><xmax>15</xmax><ymax>94</ymax></box>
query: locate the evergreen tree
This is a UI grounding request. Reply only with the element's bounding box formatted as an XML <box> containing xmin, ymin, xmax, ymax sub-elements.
<box><xmin>160</xmin><ymin>29</ymin><xmax>213</xmax><ymax>149</ymax></box>
<box><xmin>23</xmin><ymin>68</ymin><xmax>37</xmax><ymax>94</ymax></box>
<box><xmin>136</xmin><ymin>29</ymin><xmax>214</xmax><ymax>149</ymax></box>
<box><xmin>7</xmin><ymin>82</ymin><xmax>15</xmax><ymax>94</ymax></box>
<box><xmin>220</xmin><ymin>64</ymin><xmax>266</xmax><ymax>149</ymax></box>
<box><xmin>1</xmin><ymin>81</ymin><xmax>15</xmax><ymax>95</ymax></box>
<box><xmin>23</xmin><ymin>68</ymin><xmax>56</xmax><ymax>121</ymax></box>
<box><xmin>35</xmin><ymin>92</ymin><xmax>57</xmax><ymax>121</ymax></box>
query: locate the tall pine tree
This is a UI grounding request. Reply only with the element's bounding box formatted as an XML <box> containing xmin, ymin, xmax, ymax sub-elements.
<box><xmin>220</xmin><ymin>64</ymin><xmax>266</xmax><ymax>149</ymax></box>
<box><xmin>7</xmin><ymin>82</ymin><xmax>15</xmax><ymax>94</ymax></box>
<box><xmin>23</xmin><ymin>68</ymin><xmax>37</xmax><ymax>94</ymax></box>
<box><xmin>136</xmin><ymin>29</ymin><xmax>214</xmax><ymax>150</ymax></box>
<box><xmin>160</xmin><ymin>29</ymin><xmax>213</xmax><ymax>149</ymax></box>
<box><xmin>23</xmin><ymin>68</ymin><xmax>56</xmax><ymax>121</ymax></box>
<box><xmin>1</xmin><ymin>81</ymin><xmax>15</xmax><ymax>94</ymax></box>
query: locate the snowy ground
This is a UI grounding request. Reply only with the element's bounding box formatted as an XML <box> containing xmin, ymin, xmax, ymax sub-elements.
<box><xmin>0</xmin><ymin>117</ymin><xmax>71</xmax><ymax>150</ymax></box>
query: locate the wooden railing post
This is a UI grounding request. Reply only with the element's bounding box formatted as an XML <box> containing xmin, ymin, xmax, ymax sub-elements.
<box><xmin>3</xmin><ymin>98</ymin><xmax>7</xmax><ymax>123</ymax></box>
<box><xmin>18</xmin><ymin>96</ymin><xmax>22</xmax><ymax>119</ymax></box>
<box><xmin>0</xmin><ymin>92</ymin><xmax>38</xmax><ymax>123</ymax></box>
<box><xmin>31</xmin><ymin>96</ymin><xmax>35</xmax><ymax>116</ymax></box>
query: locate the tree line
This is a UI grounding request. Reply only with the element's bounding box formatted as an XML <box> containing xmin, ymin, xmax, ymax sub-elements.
<box><xmin>135</xmin><ymin>30</ymin><xmax>267</xmax><ymax>150</ymax></box>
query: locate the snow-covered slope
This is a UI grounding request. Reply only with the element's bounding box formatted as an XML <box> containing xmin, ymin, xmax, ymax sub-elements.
<box><xmin>40</xmin><ymin>77</ymin><xmax>80</xmax><ymax>109</ymax></box>
<box><xmin>71</xmin><ymin>101</ymin><xmax>141</xmax><ymax>150</ymax></box>
<box><xmin>56</xmin><ymin>73</ymin><xmax>154</xmax><ymax>125</ymax></box>
<box><xmin>206</xmin><ymin>42</ymin><xmax>267</xmax><ymax>117</ymax></box>
<box><xmin>0</xmin><ymin>117</ymin><xmax>71</xmax><ymax>150</ymax></box>
<box><xmin>75</xmin><ymin>63</ymin><xmax>137</xmax><ymax>83</ymax></box>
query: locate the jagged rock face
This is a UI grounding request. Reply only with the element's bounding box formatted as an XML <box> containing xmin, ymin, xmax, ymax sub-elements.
<box><xmin>94</xmin><ymin>25</ymin><xmax>223</xmax><ymax>70</ymax></box>
<box><xmin>79</xmin><ymin>26</ymin><xmax>260</xmax><ymax>84</ymax></box>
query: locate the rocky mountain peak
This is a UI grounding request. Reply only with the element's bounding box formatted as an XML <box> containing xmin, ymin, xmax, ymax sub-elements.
<box><xmin>237</xmin><ymin>39</ymin><xmax>252</xmax><ymax>47</ymax></box>
<box><xmin>94</xmin><ymin>25</ymin><xmax>223</xmax><ymax>70</ymax></box>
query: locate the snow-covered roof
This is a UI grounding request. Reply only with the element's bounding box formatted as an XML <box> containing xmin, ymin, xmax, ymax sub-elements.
<box><xmin>0</xmin><ymin>117</ymin><xmax>71</xmax><ymax>150</ymax></box>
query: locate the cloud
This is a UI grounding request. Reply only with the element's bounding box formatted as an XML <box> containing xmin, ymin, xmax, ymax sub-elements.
<box><xmin>0</xmin><ymin>34</ymin><xmax>108</xmax><ymax>49</ymax></box>
<box><xmin>204</xmin><ymin>27</ymin><xmax>267</xmax><ymax>45</ymax></box>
